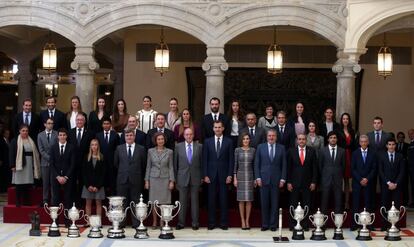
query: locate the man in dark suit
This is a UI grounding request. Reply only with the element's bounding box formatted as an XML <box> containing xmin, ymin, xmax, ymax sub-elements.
<box><xmin>351</xmin><ymin>135</ymin><xmax>377</xmax><ymax>231</ymax></box>
<box><xmin>174</xmin><ymin>128</ymin><xmax>203</xmax><ymax>230</ymax></box>
<box><xmin>68</xmin><ymin>114</ymin><xmax>94</xmax><ymax>204</ymax></box>
<box><xmin>203</xmin><ymin>120</ymin><xmax>233</xmax><ymax>230</ymax></box>
<box><xmin>275</xmin><ymin>111</ymin><xmax>295</xmax><ymax>150</ymax></box>
<box><xmin>319</xmin><ymin>131</ymin><xmax>346</xmax><ymax>215</ymax></box>
<box><xmin>49</xmin><ymin>128</ymin><xmax>76</xmax><ymax>226</ymax></box>
<box><xmin>319</xmin><ymin>107</ymin><xmax>339</xmax><ymax>145</ymax></box>
<box><xmin>12</xmin><ymin>98</ymin><xmax>40</xmax><ymax>141</ymax></box>
<box><xmin>114</xmin><ymin>128</ymin><xmax>146</xmax><ymax>227</ymax></box>
<box><xmin>238</xmin><ymin>113</ymin><xmax>266</xmax><ymax>148</ymax></box>
<box><xmin>407</xmin><ymin>129</ymin><xmax>414</xmax><ymax>208</ymax></box>
<box><xmin>120</xmin><ymin>115</ymin><xmax>146</xmax><ymax>147</ymax></box>
<box><xmin>367</xmin><ymin>116</ymin><xmax>391</xmax><ymax>154</ymax></box>
<box><xmin>254</xmin><ymin>129</ymin><xmax>287</xmax><ymax>231</ymax></box>
<box><xmin>378</xmin><ymin>138</ymin><xmax>405</xmax><ymax>231</ymax></box>
<box><xmin>96</xmin><ymin>117</ymin><xmax>120</xmax><ymax>196</ymax></box>
<box><xmin>201</xmin><ymin>97</ymin><xmax>230</xmax><ymax>141</ymax></box>
<box><xmin>146</xmin><ymin>113</ymin><xmax>175</xmax><ymax>150</ymax></box>
<box><xmin>40</xmin><ymin>97</ymin><xmax>66</xmax><ymax>131</ymax></box>
<box><xmin>287</xmin><ymin>134</ymin><xmax>318</xmax><ymax>230</ymax></box>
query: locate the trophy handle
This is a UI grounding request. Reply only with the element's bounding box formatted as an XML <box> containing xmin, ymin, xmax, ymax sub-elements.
<box><xmin>380</xmin><ymin>206</ymin><xmax>387</xmax><ymax>220</ymax></box>
<box><xmin>102</xmin><ymin>205</ymin><xmax>108</xmax><ymax>216</ymax></box>
<box><xmin>289</xmin><ymin>206</ymin><xmax>294</xmax><ymax>219</ymax></box>
<box><xmin>153</xmin><ymin>201</ymin><xmax>162</xmax><ymax>218</ymax></box>
<box><xmin>123</xmin><ymin>206</ymin><xmax>130</xmax><ymax>221</ymax></box>
<box><xmin>399</xmin><ymin>206</ymin><xmax>406</xmax><ymax>221</ymax></box>
<box><xmin>130</xmin><ymin>201</ymin><xmax>137</xmax><ymax>219</ymax></box>
<box><xmin>370</xmin><ymin>213</ymin><xmax>375</xmax><ymax>225</ymax></box>
<box><xmin>147</xmin><ymin>201</ymin><xmax>153</xmax><ymax>219</ymax></box>
<box><xmin>343</xmin><ymin>211</ymin><xmax>348</xmax><ymax>222</ymax></box>
<box><xmin>354</xmin><ymin>213</ymin><xmax>359</xmax><ymax>225</ymax></box>
<box><xmin>323</xmin><ymin>215</ymin><xmax>329</xmax><ymax>225</ymax></box>
<box><xmin>84</xmin><ymin>214</ymin><xmax>90</xmax><ymax>225</ymax></box>
<box><xmin>309</xmin><ymin>215</ymin><xmax>315</xmax><ymax>226</ymax></box>
<box><xmin>304</xmin><ymin>205</ymin><xmax>309</xmax><ymax>217</ymax></box>
<box><xmin>79</xmin><ymin>209</ymin><xmax>85</xmax><ymax>221</ymax></box>
<box><xmin>63</xmin><ymin>209</ymin><xmax>69</xmax><ymax>219</ymax></box>
<box><xmin>58</xmin><ymin>203</ymin><xmax>64</xmax><ymax>215</ymax></box>
<box><xmin>330</xmin><ymin>212</ymin><xmax>335</xmax><ymax>222</ymax></box>
<box><xmin>171</xmin><ymin>201</ymin><xmax>181</xmax><ymax>219</ymax></box>
<box><xmin>43</xmin><ymin>203</ymin><xmax>50</xmax><ymax>215</ymax></box>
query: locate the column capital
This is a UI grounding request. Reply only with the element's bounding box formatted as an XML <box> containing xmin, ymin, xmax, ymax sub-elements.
<box><xmin>202</xmin><ymin>46</ymin><xmax>228</xmax><ymax>75</ymax></box>
<box><xmin>332</xmin><ymin>58</ymin><xmax>361</xmax><ymax>76</ymax></box>
<box><xmin>70</xmin><ymin>46</ymin><xmax>100</xmax><ymax>73</ymax></box>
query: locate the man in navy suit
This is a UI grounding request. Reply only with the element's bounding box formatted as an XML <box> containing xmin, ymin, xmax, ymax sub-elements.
<box><xmin>96</xmin><ymin>117</ymin><xmax>120</xmax><ymax>195</ymax></box>
<box><xmin>120</xmin><ymin>116</ymin><xmax>146</xmax><ymax>147</ymax></box>
<box><xmin>203</xmin><ymin>120</ymin><xmax>234</xmax><ymax>230</ymax></box>
<box><xmin>275</xmin><ymin>111</ymin><xmax>295</xmax><ymax>150</ymax></box>
<box><xmin>351</xmin><ymin>135</ymin><xmax>377</xmax><ymax>231</ymax></box>
<box><xmin>12</xmin><ymin>98</ymin><xmax>40</xmax><ymax>141</ymax></box>
<box><xmin>201</xmin><ymin>97</ymin><xmax>230</xmax><ymax>141</ymax></box>
<box><xmin>254</xmin><ymin>129</ymin><xmax>287</xmax><ymax>231</ymax></box>
<box><xmin>40</xmin><ymin>96</ymin><xmax>66</xmax><ymax>131</ymax></box>
<box><xmin>146</xmin><ymin>113</ymin><xmax>175</xmax><ymax>150</ymax></box>
<box><xmin>378</xmin><ymin>138</ymin><xmax>405</xmax><ymax>231</ymax></box>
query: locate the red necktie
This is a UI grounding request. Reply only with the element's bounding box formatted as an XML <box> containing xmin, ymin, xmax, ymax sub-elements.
<box><xmin>300</xmin><ymin>148</ymin><xmax>305</xmax><ymax>166</ymax></box>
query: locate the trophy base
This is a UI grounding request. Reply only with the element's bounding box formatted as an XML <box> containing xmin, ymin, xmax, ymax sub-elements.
<box><xmin>292</xmin><ymin>229</ymin><xmax>305</xmax><ymax>240</ymax></box>
<box><xmin>356</xmin><ymin>233</ymin><xmax>372</xmax><ymax>241</ymax></box>
<box><xmin>385</xmin><ymin>233</ymin><xmax>401</xmax><ymax>241</ymax></box>
<box><xmin>134</xmin><ymin>228</ymin><xmax>149</xmax><ymax>239</ymax></box>
<box><xmin>67</xmin><ymin>227</ymin><xmax>80</xmax><ymax>238</ymax></box>
<box><xmin>273</xmin><ymin>236</ymin><xmax>289</xmax><ymax>242</ymax></box>
<box><xmin>159</xmin><ymin>232</ymin><xmax>175</xmax><ymax>239</ymax></box>
<box><xmin>29</xmin><ymin>229</ymin><xmax>41</xmax><ymax>236</ymax></box>
<box><xmin>47</xmin><ymin>229</ymin><xmax>61</xmax><ymax>237</ymax></box>
<box><xmin>87</xmin><ymin>230</ymin><xmax>103</xmax><ymax>238</ymax></box>
<box><xmin>310</xmin><ymin>231</ymin><xmax>327</xmax><ymax>241</ymax></box>
<box><xmin>333</xmin><ymin>232</ymin><xmax>344</xmax><ymax>240</ymax></box>
<box><xmin>107</xmin><ymin>228</ymin><xmax>125</xmax><ymax>239</ymax></box>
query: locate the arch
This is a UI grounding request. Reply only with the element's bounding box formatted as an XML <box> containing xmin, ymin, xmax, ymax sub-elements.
<box><xmin>215</xmin><ymin>4</ymin><xmax>345</xmax><ymax>47</ymax></box>
<box><xmin>0</xmin><ymin>4</ymin><xmax>83</xmax><ymax>45</ymax></box>
<box><xmin>84</xmin><ymin>3</ymin><xmax>213</xmax><ymax>46</ymax></box>
<box><xmin>346</xmin><ymin>3</ymin><xmax>414</xmax><ymax>50</ymax></box>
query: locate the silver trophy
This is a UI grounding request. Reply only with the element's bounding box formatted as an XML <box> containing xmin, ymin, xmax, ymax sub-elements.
<box><xmin>154</xmin><ymin>200</ymin><xmax>181</xmax><ymax>239</ymax></box>
<box><xmin>44</xmin><ymin>203</ymin><xmax>64</xmax><ymax>237</ymax></box>
<box><xmin>130</xmin><ymin>194</ymin><xmax>153</xmax><ymax>239</ymax></box>
<box><xmin>102</xmin><ymin>196</ymin><xmax>130</xmax><ymax>239</ymax></box>
<box><xmin>331</xmin><ymin>211</ymin><xmax>347</xmax><ymax>240</ymax></box>
<box><xmin>85</xmin><ymin>215</ymin><xmax>103</xmax><ymax>238</ymax></box>
<box><xmin>355</xmin><ymin>208</ymin><xmax>375</xmax><ymax>241</ymax></box>
<box><xmin>63</xmin><ymin>203</ymin><xmax>85</xmax><ymax>238</ymax></box>
<box><xmin>289</xmin><ymin>203</ymin><xmax>308</xmax><ymax>240</ymax></box>
<box><xmin>309</xmin><ymin>208</ymin><xmax>328</xmax><ymax>241</ymax></box>
<box><xmin>380</xmin><ymin>201</ymin><xmax>406</xmax><ymax>241</ymax></box>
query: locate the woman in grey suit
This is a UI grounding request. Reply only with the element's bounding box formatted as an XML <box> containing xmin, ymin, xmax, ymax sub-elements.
<box><xmin>145</xmin><ymin>132</ymin><xmax>175</xmax><ymax>228</ymax></box>
<box><xmin>306</xmin><ymin>121</ymin><xmax>324</xmax><ymax>153</ymax></box>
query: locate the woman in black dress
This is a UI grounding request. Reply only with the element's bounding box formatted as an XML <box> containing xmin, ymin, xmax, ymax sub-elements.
<box><xmin>88</xmin><ymin>96</ymin><xmax>110</xmax><ymax>134</ymax></box>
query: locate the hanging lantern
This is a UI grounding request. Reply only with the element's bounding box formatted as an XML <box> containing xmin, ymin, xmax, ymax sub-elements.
<box><xmin>154</xmin><ymin>28</ymin><xmax>169</xmax><ymax>76</ymax></box>
<box><xmin>42</xmin><ymin>31</ymin><xmax>57</xmax><ymax>71</ymax></box>
<box><xmin>267</xmin><ymin>26</ymin><xmax>283</xmax><ymax>74</ymax></box>
<box><xmin>377</xmin><ymin>33</ymin><xmax>392</xmax><ymax>79</ymax></box>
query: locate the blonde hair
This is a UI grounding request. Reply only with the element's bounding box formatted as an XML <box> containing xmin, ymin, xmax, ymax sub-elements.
<box><xmin>87</xmin><ymin>139</ymin><xmax>103</xmax><ymax>162</ymax></box>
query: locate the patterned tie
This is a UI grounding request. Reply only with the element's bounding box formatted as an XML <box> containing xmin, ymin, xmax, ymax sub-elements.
<box><xmin>187</xmin><ymin>144</ymin><xmax>192</xmax><ymax>164</ymax></box>
<box><xmin>331</xmin><ymin>147</ymin><xmax>335</xmax><ymax>162</ymax></box>
<box><xmin>300</xmin><ymin>148</ymin><xmax>305</xmax><ymax>166</ymax></box>
<box><xmin>270</xmin><ymin>144</ymin><xmax>274</xmax><ymax>161</ymax></box>
<box><xmin>77</xmin><ymin>128</ymin><xmax>82</xmax><ymax>146</ymax></box>
<box><xmin>24</xmin><ymin>113</ymin><xmax>29</xmax><ymax>125</ymax></box>
<box><xmin>128</xmin><ymin>145</ymin><xmax>132</xmax><ymax>161</ymax></box>
<box><xmin>216</xmin><ymin>137</ymin><xmax>221</xmax><ymax>157</ymax></box>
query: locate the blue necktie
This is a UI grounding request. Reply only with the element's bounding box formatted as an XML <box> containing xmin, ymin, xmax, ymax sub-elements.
<box><xmin>187</xmin><ymin>144</ymin><xmax>192</xmax><ymax>164</ymax></box>
<box><xmin>270</xmin><ymin>144</ymin><xmax>274</xmax><ymax>161</ymax></box>
<box><xmin>362</xmin><ymin>150</ymin><xmax>366</xmax><ymax>163</ymax></box>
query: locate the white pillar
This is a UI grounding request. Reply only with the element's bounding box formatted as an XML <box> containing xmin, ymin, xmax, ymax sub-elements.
<box><xmin>70</xmin><ymin>46</ymin><xmax>99</xmax><ymax>114</ymax></box>
<box><xmin>202</xmin><ymin>47</ymin><xmax>228</xmax><ymax>114</ymax></box>
<box><xmin>15</xmin><ymin>58</ymin><xmax>32</xmax><ymax>111</ymax></box>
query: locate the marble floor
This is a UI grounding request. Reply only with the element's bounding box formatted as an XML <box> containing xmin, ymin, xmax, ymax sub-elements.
<box><xmin>1</xmin><ymin>194</ymin><xmax>413</xmax><ymax>247</ymax></box>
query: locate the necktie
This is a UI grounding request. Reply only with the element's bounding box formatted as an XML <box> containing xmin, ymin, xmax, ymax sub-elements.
<box><xmin>390</xmin><ymin>153</ymin><xmax>394</xmax><ymax>164</ymax></box>
<box><xmin>375</xmin><ymin>132</ymin><xmax>380</xmax><ymax>145</ymax></box>
<box><xmin>214</xmin><ymin>114</ymin><xmax>217</xmax><ymax>121</ymax></box>
<box><xmin>60</xmin><ymin>145</ymin><xmax>64</xmax><ymax>155</ymax></box>
<box><xmin>128</xmin><ymin>145</ymin><xmax>132</xmax><ymax>160</ymax></box>
<box><xmin>24</xmin><ymin>113</ymin><xmax>29</xmax><ymax>125</ymax></box>
<box><xmin>158</xmin><ymin>128</ymin><xmax>163</xmax><ymax>133</ymax></box>
<box><xmin>105</xmin><ymin>132</ymin><xmax>109</xmax><ymax>144</ymax></box>
<box><xmin>77</xmin><ymin>128</ymin><xmax>82</xmax><ymax>146</ymax></box>
<box><xmin>362</xmin><ymin>150</ymin><xmax>367</xmax><ymax>163</ymax></box>
<box><xmin>331</xmin><ymin>147</ymin><xmax>335</xmax><ymax>162</ymax></box>
<box><xmin>270</xmin><ymin>144</ymin><xmax>274</xmax><ymax>161</ymax></box>
<box><xmin>50</xmin><ymin>110</ymin><xmax>54</xmax><ymax>118</ymax></box>
<box><xmin>250</xmin><ymin>128</ymin><xmax>255</xmax><ymax>137</ymax></box>
<box><xmin>216</xmin><ymin>137</ymin><xmax>221</xmax><ymax>157</ymax></box>
<box><xmin>300</xmin><ymin>148</ymin><xmax>305</xmax><ymax>165</ymax></box>
<box><xmin>47</xmin><ymin>132</ymin><xmax>50</xmax><ymax>143</ymax></box>
<box><xmin>187</xmin><ymin>144</ymin><xmax>192</xmax><ymax>164</ymax></box>
<box><xmin>280</xmin><ymin>126</ymin><xmax>284</xmax><ymax>138</ymax></box>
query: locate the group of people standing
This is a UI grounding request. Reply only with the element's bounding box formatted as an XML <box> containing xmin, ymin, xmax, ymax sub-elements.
<box><xmin>1</xmin><ymin>95</ymin><xmax>414</xmax><ymax>232</ymax></box>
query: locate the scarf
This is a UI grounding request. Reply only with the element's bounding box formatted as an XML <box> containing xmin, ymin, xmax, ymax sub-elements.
<box><xmin>15</xmin><ymin>135</ymin><xmax>41</xmax><ymax>179</ymax></box>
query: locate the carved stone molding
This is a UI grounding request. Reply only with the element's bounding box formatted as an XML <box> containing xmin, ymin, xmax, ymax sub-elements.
<box><xmin>70</xmin><ymin>46</ymin><xmax>100</xmax><ymax>74</ymax></box>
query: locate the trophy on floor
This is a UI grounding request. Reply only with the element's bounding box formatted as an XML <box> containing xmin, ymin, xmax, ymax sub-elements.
<box><xmin>331</xmin><ymin>211</ymin><xmax>347</xmax><ymax>240</ymax></box>
<box><xmin>85</xmin><ymin>215</ymin><xmax>103</xmax><ymax>238</ymax></box>
<box><xmin>29</xmin><ymin>211</ymin><xmax>41</xmax><ymax>236</ymax></box>
<box><xmin>44</xmin><ymin>203</ymin><xmax>64</xmax><ymax>237</ymax></box>
<box><xmin>64</xmin><ymin>203</ymin><xmax>85</xmax><ymax>238</ymax></box>
<box><xmin>102</xmin><ymin>196</ymin><xmax>130</xmax><ymax>239</ymax></box>
<box><xmin>380</xmin><ymin>201</ymin><xmax>406</xmax><ymax>241</ymax></box>
<box><xmin>355</xmin><ymin>208</ymin><xmax>375</xmax><ymax>241</ymax></box>
<box><xmin>273</xmin><ymin>208</ymin><xmax>289</xmax><ymax>242</ymax></box>
<box><xmin>309</xmin><ymin>208</ymin><xmax>328</xmax><ymax>240</ymax></box>
<box><xmin>154</xmin><ymin>200</ymin><xmax>181</xmax><ymax>239</ymax></box>
<box><xmin>130</xmin><ymin>194</ymin><xmax>153</xmax><ymax>239</ymax></box>
<box><xmin>289</xmin><ymin>203</ymin><xmax>308</xmax><ymax>240</ymax></box>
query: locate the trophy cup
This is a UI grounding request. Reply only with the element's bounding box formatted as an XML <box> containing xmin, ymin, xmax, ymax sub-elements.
<box><xmin>289</xmin><ymin>203</ymin><xmax>308</xmax><ymax>240</ymax></box>
<box><xmin>102</xmin><ymin>196</ymin><xmax>130</xmax><ymax>239</ymax></box>
<box><xmin>380</xmin><ymin>201</ymin><xmax>406</xmax><ymax>241</ymax></box>
<box><xmin>44</xmin><ymin>203</ymin><xmax>64</xmax><ymax>237</ymax></box>
<box><xmin>355</xmin><ymin>208</ymin><xmax>375</xmax><ymax>241</ymax></box>
<box><xmin>154</xmin><ymin>200</ymin><xmax>181</xmax><ymax>239</ymax></box>
<box><xmin>130</xmin><ymin>194</ymin><xmax>153</xmax><ymax>239</ymax></box>
<box><xmin>64</xmin><ymin>203</ymin><xmax>85</xmax><ymax>238</ymax></box>
<box><xmin>85</xmin><ymin>215</ymin><xmax>103</xmax><ymax>238</ymax></box>
<box><xmin>331</xmin><ymin>211</ymin><xmax>347</xmax><ymax>240</ymax></box>
<box><xmin>309</xmin><ymin>208</ymin><xmax>328</xmax><ymax>240</ymax></box>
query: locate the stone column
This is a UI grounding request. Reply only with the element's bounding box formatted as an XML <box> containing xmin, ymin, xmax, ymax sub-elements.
<box><xmin>71</xmin><ymin>46</ymin><xmax>99</xmax><ymax>115</ymax></box>
<box><xmin>15</xmin><ymin>58</ymin><xmax>33</xmax><ymax>111</ymax></box>
<box><xmin>332</xmin><ymin>55</ymin><xmax>361</xmax><ymax>121</ymax></box>
<box><xmin>202</xmin><ymin>47</ymin><xmax>228</xmax><ymax>113</ymax></box>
